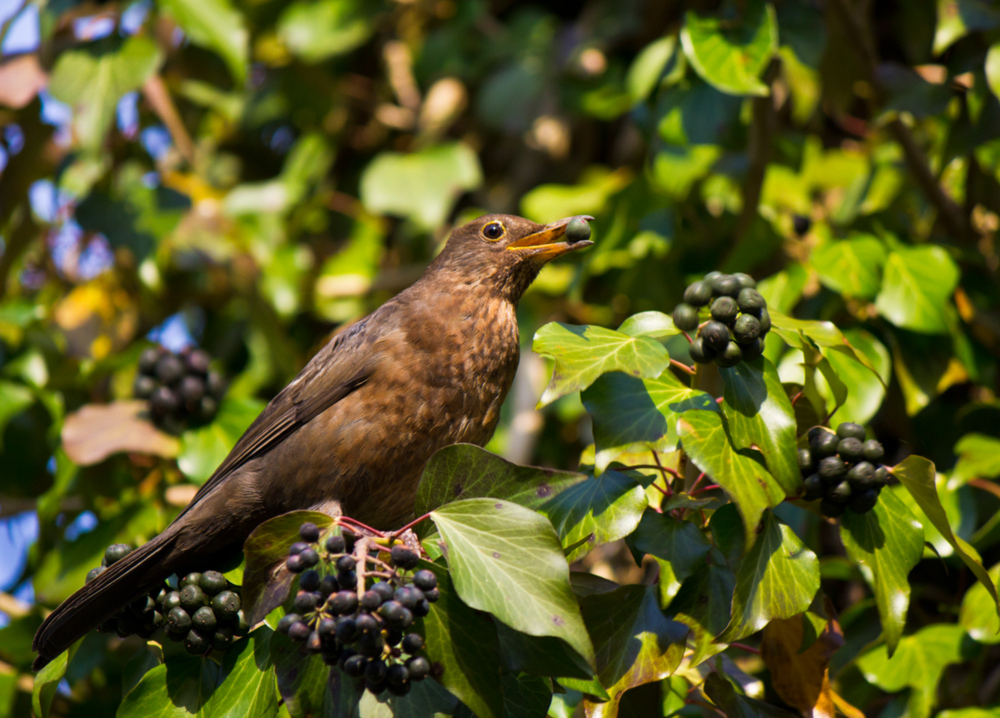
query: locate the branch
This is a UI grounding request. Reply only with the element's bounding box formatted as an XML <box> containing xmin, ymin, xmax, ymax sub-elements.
<box><xmin>142</xmin><ymin>75</ymin><xmax>196</xmax><ymax>165</ymax></box>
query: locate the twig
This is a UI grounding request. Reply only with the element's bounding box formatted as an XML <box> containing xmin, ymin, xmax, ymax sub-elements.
<box><xmin>652</xmin><ymin>451</ymin><xmax>675</xmax><ymax>496</ymax></box>
<box><xmin>690</xmin><ymin>484</ymin><xmax>721</xmax><ymax>496</ymax></box>
<box><xmin>388</xmin><ymin>512</ymin><xmax>432</xmax><ymax>540</ymax></box>
<box><xmin>354</xmin><ymin>536</ymin><xmax>369</xmax><ymax>601</ymax></box>
<box><xmin>336</xmin><ymin>516</ymin><xmax>384</xmax><ymax>537</ymax></box>
<box><xmin>969</xmin><ymin>479</ymin><xmax>1000</xmax><ymax>501</ymax></box>
<box><xmin>689</xmin><ymin>472</ymin><xmax>708</xmax><ymax>494</ymax></box>
<box><xmin>142</xmin><ymin>75</ymin><xmax>196</xmax><ymax>165</ymax></box>
<box><xmin>671</xmin><ymin>359</ymin><xmax>696</xmax><ymax>376</ymax></box>
<box><xmin>729</xmin><ymin>642</ymin><xmax>761</xmax><ymax>654</ymax></box>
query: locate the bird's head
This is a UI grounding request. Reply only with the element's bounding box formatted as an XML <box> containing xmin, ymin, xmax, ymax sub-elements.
<box><xmin>430</xmin><ymin>213</ymin><xmax>594</xmax><ymax>301</ymax></box>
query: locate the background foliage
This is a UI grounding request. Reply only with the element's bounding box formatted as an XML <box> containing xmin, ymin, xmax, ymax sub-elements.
<box><xmin>1</xmin><ymin>0</ymin><xmax>1000</xmax><ymax>716</ymax></box>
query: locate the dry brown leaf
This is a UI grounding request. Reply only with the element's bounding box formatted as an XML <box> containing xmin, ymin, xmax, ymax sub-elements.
<box><xmin>0</xmin><ymin>54</ymin><xmax>48</xmax><ymax>109</ymax></box>
<box><xmin>62</xmin><ymin>400</ymin><xmax>180</xmax><ymax>465</ymax></box>
<box><xmin>760</xmin><ymin>614</ymin><xmax>844</xmax><ymax>718</ymax></box>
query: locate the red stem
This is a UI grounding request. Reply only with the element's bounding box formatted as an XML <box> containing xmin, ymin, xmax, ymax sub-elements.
<box><xmin>729</xmin><ymin>642</ymin><xmax>761</xmax><ymax>654</ymax></box>
<box><xmin>670</xmin><ymin>358</ymin><xmax>696</xmax><ymax>376</ymax></box>
<box><xmin>336</xmin><ymin>516</ymin><xmax>385</xmax><ymax>536</ymax></box>
<box><xmin>652</xmin><ymin>451</ymin><xmax>674</xmax><ymax>497</ymax></box>
<box><xmin>689</xmin><ymin>472</ymin><xmax>708</xmax><ymax>494</ymax></box>
<box><xmin>690</xmin><ymin>483</ymin><xmax>721</xmax><ymax>496</ymax></box>
<box><xmin>388</xmin><ymin>512</ymin><xmax>433</xmax><ymax>540</ymax></box>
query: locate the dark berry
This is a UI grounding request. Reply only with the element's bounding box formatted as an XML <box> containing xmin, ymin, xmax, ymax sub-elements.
<box><xmin>358</xmin><ymin>631</ymin><xmax>384</xmax><ymax>657</ymax></box>
<box><xmin>849</xmin><ymin>489</ymin><xmax>879</xmax><ymax>514</ymax></box>
<box><xmin>343</xmin><ymin>654</ymin><xmax>367</xmax><ymax>677</ymax></box>
<box><xmin>139</xmin><ymin>347</ymin><xmax>162</xmax><ymax>374</ymax></box>
<box><xmin>863</xmin><ymin>440</ymin><xmax>884</xmax><ymax>463</ymax></box>
<box><xmin>873</xmin><ymin>465</ymin><xmax>889</xmax><ymax>487</ymax></box>
<box><xmin>836</xmin><ymin>422</ymin><xmax>866</xmax><ymax>441</ymax></box>
<box><xmin>195</xmin><ymin>396</ymin><xmax>218</xmax><ymax>422</ymax></box>
<box><xmin>336</xmin><ymin>555</ymin><xmax>356</xmax><ymax>573</ymax></box>
<box><xmin>336</xmin><ymin>616</ymin><xmax>359</xmax><ymax>643</ymax></box>
<box><xmin>818</xmin><ymin>456</ymin><xmax>847</xmax><ymax>482</ymax></box>
<box><xmin>161</xmin><ymin>591</ymin><xmax>182</xmax><ymax>611</ymax></box>
<box><xmin>802</xmin><ymin>474</ymin><xmax>823</xmax><ymax>500</ymax></box>
<box><xmin>289</xmin><ymin>542</ymin><xmax>309</xmax><ymax>556</ymax></box>
<box><xmin>191</xmin><ymin>606</ymin><xmax>217</xmax><ymax>632</ymax></box>
<box><xmin>716</xmin><ymin>341</ymin><xmax>743</xmax><ymax>368</ymax></box>
<box><xmin>378</xmin><ymin>601</ymin><xmax>406</xmax><ymax>624</ymax></box>
<box><xmin>185</xmin><ymin>349</ymin><xmax>211</xmax><ymax>375</ymax></box>
<box><xmin>330</xmin><ymin>591</ymin><xmax>359</xmax><ymax>615</ymax></box>
<box><xmin>179</xmin><ymin>585</ymin><xmax>205</xmax><ymax>612</ymax></box>
<box><xmin>365</xmin><ymin>658</ymin><xmax>388</xmax><ymax>683</ymax></box>
<box><xmin>299</xmin><ymin>570</ymin><xmax>321</xmax><ymax>592</ymax></box>
<box><xmin>288</xmin><ymin>621</ymin><xmax>311</xmax><ymax>642</ymax></box>
<box><xmin>797</xmin><ymin>448</ymin><xmax>814</xmax><ymax>474</ymax></box>
<box><xmin>371</xmin><ymin>582</ymin><xmax>395</xmax><ymax>602</ymax></box>
<box><xmin>360</xmin><ymin>590</ymin><xmax>381</xmax><ymax>611</ymax></box>
<box><xmin>711</xmin><ymin>274</ymin><xmax>741</xmax><ymax>297</ymax></box>
<box><xmin>820</xmin><ymin>498</ymin><xmax>846</xmax><ymax>518</ymax></box>
<box><xmin>104</xmin><ymin>543</ymin><xmax>132</xmax><ymax>567</ymax></box>
<box><xmin>184</xmin><ymin>629</ymin><xmax>212</xmax><ymax>655</ymax></box>
<box><xmin>710</xmin><ymin>297</ymin><xmax>739</xmax><ymax>326</ymax></box>
<box><xmin>286</xmin><ymin>554</ymin><xmax>305</xmax><ymax>573</ymax></box>
<box><xmin>700</xmin><ymin>321</ymin><xmax>730</xmax><ymax>352</ymax></box>
<box><xmin>733</xmin><ymin>314</ymin><xmax>761</xmax><ymax>344</ymax></box>
<box><xmin>809</xmin><ymin>431</ymin><xmax>839</xmax><ymax>459</ymax></box>
<box><xmin>732</xmin><ymin>273</ymin><xmax>756</xmax><ymax>289</ymax></box>
<box><xmin>828</xmin><ymin>480</ymin><xmax>852</xmax><ymax>503</ymax></box>
<box><xmin>299</xmin><ymin>522</ymin><xmax>320</xmax><ymax>543</ymax></box>
<box><xmin>179</xmin><ymin>572</ymin><xmax>202</xmax><ymax>588</ymax></box>
<box><xmin>401</xmin><ymin>633</ymin><xmax>424</xmax><ymax>653</ymax></box>
<box><xmin>294</xmin><ymin>591</ymin><xmax>319</xmax><ymax>613</ymax></box>
<box><xmin>412</xmin><ymin>571</ymin><xmax>437</xmax><ymax>592</ymax></box>
<box><xmin>394</xmin><ymin>586</ymin><xmax>423</xmax><ymax>610</ymax></box>
<box><xmin>156</xmin><ymin>354</ymin><xmax>185</xmax><ymax>385</ymax></box>
<box><xmin>683</xmin><ymin>281</ymin><xmax>713</xmax><ymax>307</ymax></box>
<box><xmin>689</xmin><ymin>337</ymin><xmax>716</xmax><ymax>364</ymax></box>
<box><xmin>837</xmin><ymin>438</ymin><xmax>865</xmax><ymax>462</ymax></box>
<box><xmin>672</xmin><ymin>303</ymin><xmax>700</xmax><ymax>332</ymax></box>
<box><xmin>306</xmin><ymin>630</ymin><xmax>323</xmax><ymax>653</ymax></box>
<box><xmin>386</xmin><ymin>663</ymin><xmax>409</xmax><ymax>688</ymax></box>
<box><xmin>736</xmin><ymin>288</ymin><xmax>765</xmax><ymax>315</ymax></box>
<box><xmin>758</xmin><ymin>308</ymin><xmax>771</xmax><ymax>335</ymax></box>
<box><xmin>325</xmin><ymin>534</ymin><xmax>346</xmax><ymax>553</ymax></box>
<box><xmin>413</xmin><ymin>599</ymin><xmax>431</xmax><ymax>617</ymax></box>
<box><xmin>212</xmin><ymin>626</ymin><xmax>234</xmax><ymax>650</ymax></box>
<box><xmin>407</xmin><ymin>656</ymin><xmax>431</xmax><ymax>681</ymax></box>
<box><xmin>390</xmin><ymin>545</ymin><xmax>420</xmax><ymax>570</ymax></box>
<box><xmin>423</xmin><ymin>588</ymin><xmax>440</xmax><ymax>603</ymax></box>
<box><xmin>200</xmin><ymin>571</ymin><xmax>227</xmax><ymax>596</ymax></box>
<box><xmin>206</xmin><ymin>371</ymin><xmax>227</xmax><ymax>398</ymax></box>
<box><xmin>793</xmin><ymin>215</ymin><xmax>811</xmax><ymax>236</ymax></box>
<box><xmin>741</xmin><ymin>338</ymin><xmax>764</xmax><ymax>361</ymax></box>
<box><xmin>179</xmin><ymin>375</ymin><xmax>205</xmax><ymax>406</ymax></box>
<box><xmin>86</xmin><ymin>566</ymin><xmax>105</xmax><ymax>583</ymax></box>
<box><xmin>847</xmin><ymin>461</ymin><xmax>876</xmax><ymax>490</ymax></box>
<box><xmin>299</xmin><ymin>548</ymin><xmax>320</xmax><ymax>568</ymax></box>
<box><xmin>319</xmin><ymin>575</ymin><xmax>339</xmax><ymax>596</ymax></box>
<box><xmin>337</xmin><ymin>570</ymin><xmax>356</xmax><ymax>590</ymax></box>
<box><xmin>385</xmin><ymin>628</ymin><xmax>403</xmax><ymax>647</ymax></box>
<box><xmin>277</xmin><ymin>614</ymin><xmax>300</xmax><ymax>635</ymax></box>
<box><xmin>133</xmin><ymin>374</ymin><xmax>156</xmax><ymax>399</ymax></box>
<box><xmin>167</xmin><ymin>607</ymin><xmax>192</xmax><ymax>634</ymax></box>
<box><xmin>317</xmin><ymin>617</ymin><xmax>337</xmax><ymax>638</ymax></box>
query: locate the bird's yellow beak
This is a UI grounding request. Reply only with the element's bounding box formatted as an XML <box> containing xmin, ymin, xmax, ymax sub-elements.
<box><xmin>507</xmin><ymin>215</ymin><xmax>594</xmax><ymax>260</ymax></box>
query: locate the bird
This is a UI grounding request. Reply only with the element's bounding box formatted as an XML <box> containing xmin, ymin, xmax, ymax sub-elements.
<box><xmin>32</xmin><ymin>212</ymin><xmax>593</xmax><ymax>669</ymax></box>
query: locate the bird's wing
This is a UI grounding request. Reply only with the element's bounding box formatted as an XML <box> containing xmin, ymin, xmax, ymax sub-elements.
<box><xmin>178</xmin><ymin>317</ymin><xmax>376</xmax><ymax>511</ymax></box>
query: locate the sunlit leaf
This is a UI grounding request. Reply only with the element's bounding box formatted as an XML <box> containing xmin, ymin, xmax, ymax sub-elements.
<box><xmin>278</xmin><ymin>0</ymin><xmax>376</xmax><ymax>63</ymax></box>
<box><xmin>959</xmin><ymin>562</ymin><xmax>1000</xmax><ymax>645</ymax></box>
<box><xmin>875</xmin><ymin>246</ymin><xmax>960</xmax><ymax>334</ymax></box>
<box><xmin>178</xmin><ymin>396</ymin><xmax>266</xmax><ymax>485</ymax></box>
<box><xmin>841</xmin><ymin>490</ymin><xmax>923</xmax><ymax>655</ymax></box>
<box><xmin>760</xmin><ymin>615</ymin><xmax>841</xmax><ymax>717</ymax></box>
<box><xmin>703</xmin><ymin>671</ymin><xmax>799</xmax><ymax>717</ymax></box>
<box><xmin>160</xmin><ymin>0</ymin><xmax>248</xmax><ymax>83</ymax></box>
<box><xmin>626</xmin><ymin>511</ymin><xmax>711</xmax><ymax>604</ymax></box>
<box><xmin>810</xmin><ymin>235</ymin><xmax>886</xmax><ymax>300</ymax></box>
<box><xmin>667</xmin><ymin>562</ymin><xmax>735</xmax><ymax>666</ymax></box>
<box><xmin>953</xmin><ymin>433</ymin><xmax>1000</xmax><ymax>484</ymax></box>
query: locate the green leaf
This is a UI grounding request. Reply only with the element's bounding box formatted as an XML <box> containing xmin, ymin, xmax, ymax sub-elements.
<box><xmin>242</xmin><ymin>511</ymin><xmax>335</xmax><ymax>625</ymax></box>
<box><xmin>32</xmin><ymin>643</ymin><xmax>75</xmax><ymax>718</ymax></box>
<box><xmin>47</xmin><ymin>36</ymin><xmax>162</xmax><ymax>152</ymax></box>
<box><xmin>933</xmin><ymin>0</ymin><xmax>1000</xmax><ymax>54</ymax></box>
<box><xmin>118</xmin><ymin>629</ymin><xmax>277</xmax><ymax>718</ymax></box>
<box><xmin>538</xmin><ymin>470</ymin><xmax>647</xmax><ymax>561</ymax></box>
<box><xmin>616</xmin><ymin>311</ymin><xmax>681</xmax><ymax>339</ymax></box>
<box><xmin>841</xmin><ymin>489</ymin><xmax>924</xmax><ymax>656</ymax></box>
<box><xmin>894</xmin><ymin>455</ymin><xmax>999</xmax><ymax>615</ymax></box>
<box><xmin>719</xmin><ymin>358</ymin><xmax>800</xmax><ymax>496</ymax></box>
<box><xmin>532</xmin><ymin>322</ymin><xmax>670</xmax><ymax>407</ymax></box>
<box><xmin>769</xmin><ymin>310</ymin><xmax>883</xmax><ymax>382</ymax></box>
<box><xmin>582</xmin><ymin>371</ymin><xmax>718</xmax><ymax>474</ymax></box>
<box><xmin>578</xmin><ymin>585</ymin><xmax>687</xmax><ymax>717</ymax></box>
<box><xmin>0</xmin><ymin>380</ymin><xmax>34</xmax><ymax>451</ymax></box>
<box><xmin>875</xmin><ymin>245</ymin><xmax>960</xmax><ymax>334</ymax></box>
<box><xmin>810</xmin><ymin>234</ymin><xmax>886</xmax><ymax>300</ymax></box>
<box><xmin>960</xmin><ymin>562</ymin><xmax>1000</xmax><ymax>644</ymax></box>
<box><xmin>677</xmin><ymin>410</ymin><xmax>785</xmax><ymax>549</ymax></box>
<box><xmin>953</xmin><ymin>433</ymin><xmax>1000</xmax><ymax>483</ymax></box>
<box><xmin>278</xmin><ymin>0</ymin><xmax>376</xmax><ymax>63</ymax></box>
<box><xmin>626</xmin><ymin>35</ymin><xmax>678</xmax><ymax>102</ymax></box>
<box><xmin>667</xmin><ymin>562</ymin><xmax>735</xmax><ymax>665</ymax></box>
<box><xmin>271</xmin><ymin>631</ymin><xmax>365</xmax><ymax>718</ymax></box>
<box><xmin>626</xmin><ymin>511</ymin><xmax>711</xmax><ymax>604</ymax></box>
<box><xmin>159</xmin><ymin>0</ymin><xmax>248</xmax><ymax>83</ymax></box>
<box><xmin>414</xmin><ymin>443</ymin><xmax>589</xmax><ymax>516</ymax></box>
<box><xmin>519</xmin><ymin>167</ymin><xmax>632</xmax><ymax>224</ymax></box>
<box><xmin>421</xmin><ymin>565</ymin><xmax>504</xmax><ymax>718</ymax></box>
<box><xmin>430</xmin><ymin>499</ymin><xmax>595</xmax><ymax>669</ymax></box>
<box><xmin>719</xmin><ymin>511</ymin><xmax>820</xmax><ymax>643</ymax></box>
<box><xmin>856</xmin><ymin>624</ymin><xmax>971</xmax><ymax>713</ymax></box>
<box><xmin>680</xmin><ymin>0</ymin><xmax>777</xmax><ymax>97</ymax></box>
<box><xmin>499</xmin><ymin>673</ymin><xmax>551</xmax><ymax>718</ymax></box>
<box><xmin>702</xmin><ymin>671</ymin><xmax>799</xmax><ymax>717</ymax></box>
<box><xmin>655</xmin><ymin>78</ymin><xmax>743</xmax><ymax>146</ymax></box>
<box><xmin>178</xmin><ymin>396</ymin><xmax>267</xmax><ymax>485</ymax></box>
<box><xmin>496</xmin><ymin>621</ymin><xmax>594</xmax><ymax>680</ymax></box>
<box><xmin>360</xmin><ymin>143</ymin><xmax>482</xmax><ymax>230</ymax></box>
<box><xmin>826</xmin><ymin>328</ymin><xmax>891</xmax><ymax>425</ymax></box>
<box><xmin>987</xmin><ymin>43</ymin><xmax>1000</xmax><ymax>101</ymax></box>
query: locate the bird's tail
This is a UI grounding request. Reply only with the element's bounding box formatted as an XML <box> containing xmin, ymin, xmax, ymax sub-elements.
<box><xmin>32</xmin><ymin>530</ymin><xmax>180</xmax><ymax>670</ymax></box>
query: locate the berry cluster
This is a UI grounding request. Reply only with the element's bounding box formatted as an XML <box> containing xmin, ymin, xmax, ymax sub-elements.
<box><xmin>799</xmin><ymin>422</ymin><xmax>888</xmax><ymax>518</ymax></box>
<box><xmin>671</xmin><ymin>272</ymin><xmax>771</xmax><ymax>368</ymax></box>
<box><xmin>133</xmin><ymin>346</ymin><xmax>226</xmax><ymax>433</ymax></box>
<box><xmin>276</xmin><ymin>522</ymin><xmax>439</xmax><ymax>697</ymax></box>
<box><xmin>87</xmin><ymin>545</ymin><xmax>248</xmax><ymax>655</ymax></box>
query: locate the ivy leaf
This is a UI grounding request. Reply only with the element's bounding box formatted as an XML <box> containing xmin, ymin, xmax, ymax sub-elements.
<box><xmin>430</xmin><ymin>499</ymin><xmax>596</xmax><ymax>669</ymax></box>
<box><xmin>421</xmin><ymin>565</ymin><xmax>505</xmax><ymax>718</ymax></box>
<box><xmin>719</xmin><ymin>511</ymin><xmax>820</xmax><ymax>643</ymax></box>
<box><xmin>953</xmin><ymin>433</ymin><xmax>1000</xmax><ymax>484</ymax></box>
<box><xmin>959</xmin><ymin>563</ymin><xmax>1000</xmax><ymax>644</ymax></box>
<box><xmin>159</xmin><ymin>0</ymin><xmax>248</xmax><ymax>83</ymax></box>
<box><xmin>360</xmin><ymin>143</ymin><xmax>482</xmax><ymax>230</ymax></box>
<box><xmin>32</xmin><ymin>643</ymin><xmax>76</xmax><ymax>718</ymax></box>
<box><xmin>677</xmin><ymin>410</ymin><xmax>785</xmax><ymax>549</ymax></box>
<box><xmin>703</xmin><ymin>671</ymin><xmax>799</xmax><ymax>717</ymax></box>
<box><xmin>825</xmin><ymin>328</ymin><xmax>891</xmax><ymax>425</ymax></box>
<box><xmin>242</xmin><ymin>510</ymin><xmax>335</xmax><ymax>625</ymax></box>
<box><xmin>583</xmin><ymin>372</ymin><xmax>718</xmax><ymax>474</ymax></box>
<box><xmin>532</xmin><ymin>322</ymin><xmax>670</xmax><ymax>407</ymax></box>
<box><xmin>616</xmin><ymin>311</ymin><xmax>681</xmax><ymax>339</ymax></box>
<box><xmin>875</xmin><ymin>245</ymin><xmax>960</xmax><ymax>334</ymax></box>
<box><xmin>539</xmin><ymin>470</ymin><xmax>647</xmax><ymax>561</ymax></box>
<box><xmin>271</xmin><ymin>631</ymin><xmax>358</xmax><ymax>718</ymax></box>
<box><xmin>841</xmin><ymin>489</ymin><xmax>924</xmax><ymax>656</ymax></box>
<box><xmin>277</xmin><ymin>0</ymin><xmax>376</xmax><ymax>63</ymax></box>
<box><xmin>414</xmin><ymin>443</ymin><xmax>589</xmax><ymax>516</ymax></box>
<box><xmin>626</xmin><ymin>511</ymin><xmax>711</xmax><ymax>604</ymax></box>
<box><xmin>894</xmin><ymin>455</ymin><xmax>1000</xmax><ymax>616</ymax></box>
<box><xmin>496</xmin><ymin>621</ymin><xmax>594</xmax><ymax>680</ymax></box>
<box><xmin>769</xmin><ymin>311</ymin><xmax>882</xmax><ymax>382</ymax></box>
<box><xmin>810</xmin><ymin>234</ymin><xmax>886</xmax><ymax>300</ymax></box>
<box><xmin>680</xmin><ymin>0</ymin><xmax>777</xmax><ymax>97</ymax></box>
<box><xmin>178</xmin><ymin>396</ymin><xmax>267</xmax><ymax>485</ymax></box>
<box><xmin>499</xmin><ymin>673</ymin><xmax>553</xmax><ymax>718</ymax></box>
<box><xmin>856</xmin><ymin>624</ymin><xmax>972</xmax><ymax>714</ymax></box>
<box><xmin>719</xmin><ymin>358</ymin><xmax>801</xmax><ymax>495</ymax></box>
<box><xmin>118</xmin><ymin>629</ymin><xmax>277</xmax><ymax>718</ymax></box>
<box><xmin>579</xmin><ymin>585</ymin><xmax>687</xmax><ymax>718</ymax></box>
<box><xmin>667</xmin><ymin>562</ymin><xmax>735</xmax><ymax>665</ymax></box>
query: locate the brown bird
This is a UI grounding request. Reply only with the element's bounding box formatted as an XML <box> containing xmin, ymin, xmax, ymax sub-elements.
<box><xmin>32</xmin><ymin>212</ymin><xmax>592</xmax><ymax>669</ymax></box>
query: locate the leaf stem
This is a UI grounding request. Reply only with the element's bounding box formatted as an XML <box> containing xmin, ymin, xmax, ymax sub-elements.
<box><xmin>336</xmin><ymin>516</ymin><xmax>385</xmax><ymax>536</ymax></box>
<box><xmin>670</xmin><ymin>358</ymin><xmax>697</xmax><ymax>375</ymax></box>
<box><xmin>728</xmin><ymin>642</ymin><xmax>761</xmax><ymax>655</ymax></box>
<box><xmin>690</xmin><ymin>484</ymin><xmax>721</xmax><ymax>496</ymax></box>
<box><xmin>388</xmin><ymin>512</ymin><xmax>433</xmax><ymax>540</ymax></box>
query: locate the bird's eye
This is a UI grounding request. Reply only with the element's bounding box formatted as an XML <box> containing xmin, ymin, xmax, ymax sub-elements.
<box><xmin>482</xmin><ymin>222</ymin><xmax>505</xmax><ymax>241</ymax></box>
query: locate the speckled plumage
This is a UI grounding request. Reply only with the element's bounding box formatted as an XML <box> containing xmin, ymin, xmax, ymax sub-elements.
<box><xmin>33</xmin><ymin>212</ymin><xmax>592</xmax><ymax>669</ymax></box>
